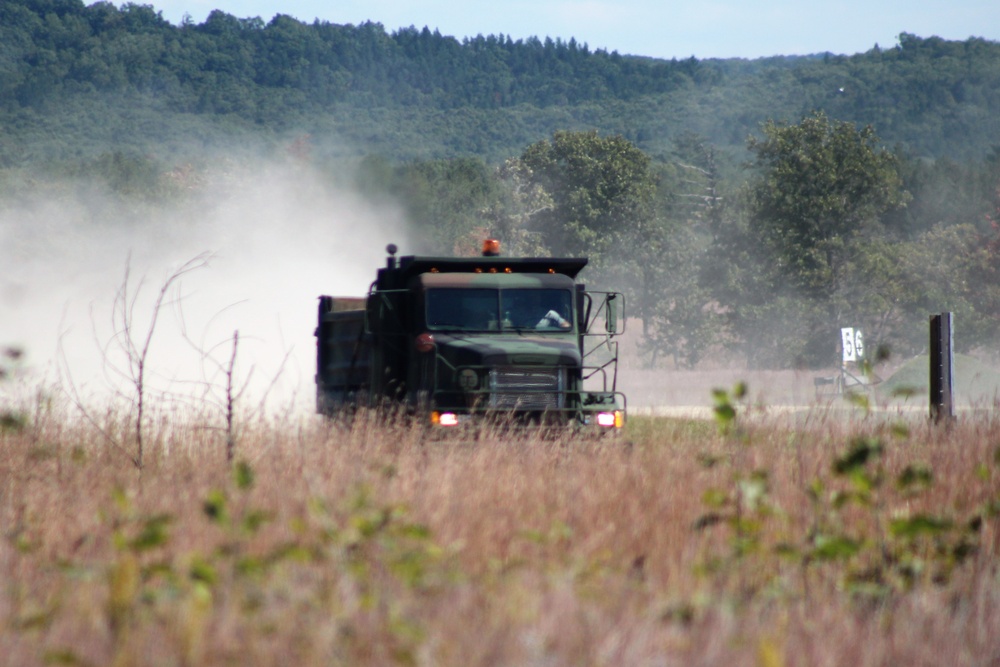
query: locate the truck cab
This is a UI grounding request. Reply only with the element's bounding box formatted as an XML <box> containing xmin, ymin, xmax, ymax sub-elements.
<box><xmin>316</xmin><ymin>242</ymin><xmax>625</xmax><ymax>429</ymax></box>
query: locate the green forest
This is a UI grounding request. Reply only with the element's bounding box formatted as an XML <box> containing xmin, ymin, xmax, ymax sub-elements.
<box><xmin>4</xmin><ymin>0</ymin><xmax>1000</xmax><ymax>368</ymax></box>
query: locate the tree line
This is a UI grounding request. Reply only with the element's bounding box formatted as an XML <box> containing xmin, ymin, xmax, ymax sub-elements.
<box><xmin>2</xmin><ymin>1</ymin><xmax>1000</xmax><ymax>164</ymax></box>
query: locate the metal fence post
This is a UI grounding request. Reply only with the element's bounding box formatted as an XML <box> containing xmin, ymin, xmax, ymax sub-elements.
<box><xmin>929</xmin><ymin>312</ymin><xmax>955</xmax><ymax>423</ymax></box>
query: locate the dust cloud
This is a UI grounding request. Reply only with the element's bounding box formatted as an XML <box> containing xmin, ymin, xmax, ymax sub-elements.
<box><xmin>0</xmin><ymin>157</ymin><xmax>409</xmax><ymax>414</ymax></box>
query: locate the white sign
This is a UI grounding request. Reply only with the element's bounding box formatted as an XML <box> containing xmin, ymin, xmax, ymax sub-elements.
<box><xmin>841</xmin><ymin>328</ymin><xmax>864</xmax><ymax>362</ymax></box>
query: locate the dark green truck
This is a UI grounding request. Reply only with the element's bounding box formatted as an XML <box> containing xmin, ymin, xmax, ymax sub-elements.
<box><xmin>315</xmin><ymin>242</ymin><xmax>626</xmax><ymax>429</ymax></box>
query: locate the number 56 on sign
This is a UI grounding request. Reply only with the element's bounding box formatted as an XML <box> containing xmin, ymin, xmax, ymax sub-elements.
<box><xmin>841</xmin><ymin>327</ymin><xmax>864</xmax><ymax>362</ymax></box>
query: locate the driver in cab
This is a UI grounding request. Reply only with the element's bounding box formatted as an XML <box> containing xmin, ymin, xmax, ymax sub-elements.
<box><xmin>536</xmin><ymin>308</ymin><xmax>571</xmax><ymax>330</ymax></box>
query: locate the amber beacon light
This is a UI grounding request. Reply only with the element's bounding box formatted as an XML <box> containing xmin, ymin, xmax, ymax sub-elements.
<box><xmin>482</xmin><ymin>238</ymin><xmax>501</xmax><ymax>257</ymax></box>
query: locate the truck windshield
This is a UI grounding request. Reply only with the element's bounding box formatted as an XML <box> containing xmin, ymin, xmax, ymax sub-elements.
<box><xmin>426</xmin><ymin>288</ymin><xmax>573</xmax><ymax>332</ymax></box>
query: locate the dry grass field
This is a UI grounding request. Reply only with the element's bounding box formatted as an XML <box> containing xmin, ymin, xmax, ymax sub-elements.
<box><xmin>3</xmin><ymin>392</ymin><xmax>1000</xmax><ymax>666</ymax></box>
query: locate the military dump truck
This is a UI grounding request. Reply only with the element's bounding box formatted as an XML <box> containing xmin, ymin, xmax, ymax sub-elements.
<box><xmin>315</xmin><ymin>240</ymin><xmax>626</xmax><ymax>429</ymax></box>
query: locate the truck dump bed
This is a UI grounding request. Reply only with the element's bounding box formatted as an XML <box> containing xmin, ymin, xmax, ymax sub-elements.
<box><xmin>315</xmin><ymin>296</ymin><xmax>370</xmax><ymax>414</ymax></box>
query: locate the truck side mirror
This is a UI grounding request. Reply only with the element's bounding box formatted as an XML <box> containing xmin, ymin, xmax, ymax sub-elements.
<box><xmin>605</xmin><ymin>294</ymin><xmax>618</xmax><ymax>334</ymax></box>
<box><xmin>577</xmin><ymin>288</ymin><xmax>592</xmax><ymax>333</ymax></box>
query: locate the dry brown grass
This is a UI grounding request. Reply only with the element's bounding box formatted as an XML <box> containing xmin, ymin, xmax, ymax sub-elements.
<box><xmin>3</xmin><ymin>397</ymin><xmax>1000</xmax><ymax>666</ymax></box>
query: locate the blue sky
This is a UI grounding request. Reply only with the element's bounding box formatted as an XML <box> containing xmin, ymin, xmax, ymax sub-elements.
<box><xmin>149</xmin><ymin>0</ymin><xmax>999</xmax><ymax>60</ymax></box>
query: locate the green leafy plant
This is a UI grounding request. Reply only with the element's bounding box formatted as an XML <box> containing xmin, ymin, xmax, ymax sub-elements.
<box><xmin>0</xmin><ymin>346</ymin><xmax>26</xmax><ymax>433</ymax></box>
<box><xmin>711</xmin><ymin>381</ymin><xmax>747</xmax><ymax>437</ymax></box>
<box><xmin>694</xmin><ymin>384</ymin><xmax>988</xmax><ymax>604</ymax></box>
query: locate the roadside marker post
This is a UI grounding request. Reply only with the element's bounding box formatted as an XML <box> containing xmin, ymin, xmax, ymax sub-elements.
<box><xmin>929</xmin><ymin>312</ymin><xmax>955</xmax><ymax>424</ymax></box>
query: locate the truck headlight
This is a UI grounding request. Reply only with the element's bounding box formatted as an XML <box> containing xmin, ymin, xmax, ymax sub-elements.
<box><xmin>431</xmin><ymin>411</ymin><xmax>460</xmax><ymax>426</ymax></box>
<box><xmin>596</xmin><ymin>411</ymin><xmax>623</xmax><ymax>428</ymax></box>
<box><xmin>596</xmin><ymin>412</ymin><xmax>615</xmax><ymax>427</ymax></box>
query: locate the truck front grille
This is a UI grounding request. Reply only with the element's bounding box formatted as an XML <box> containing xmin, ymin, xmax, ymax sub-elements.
<box><xmin>488</xmin><ymin>367</ymin><xmax>565</xmax><ymax>411</ymax></box>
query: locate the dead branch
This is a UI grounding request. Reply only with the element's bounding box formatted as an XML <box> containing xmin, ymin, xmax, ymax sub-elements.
<box><xmin>73</xmin><ymin>252</ymin><xmax>212</xmax><ymax>470</ymax></box>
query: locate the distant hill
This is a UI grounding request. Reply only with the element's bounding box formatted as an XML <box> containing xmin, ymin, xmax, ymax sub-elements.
<box><xmin>1</xmin><ymin>1</ymin><xmax>999</xmax><ymax>164</ymax></box>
